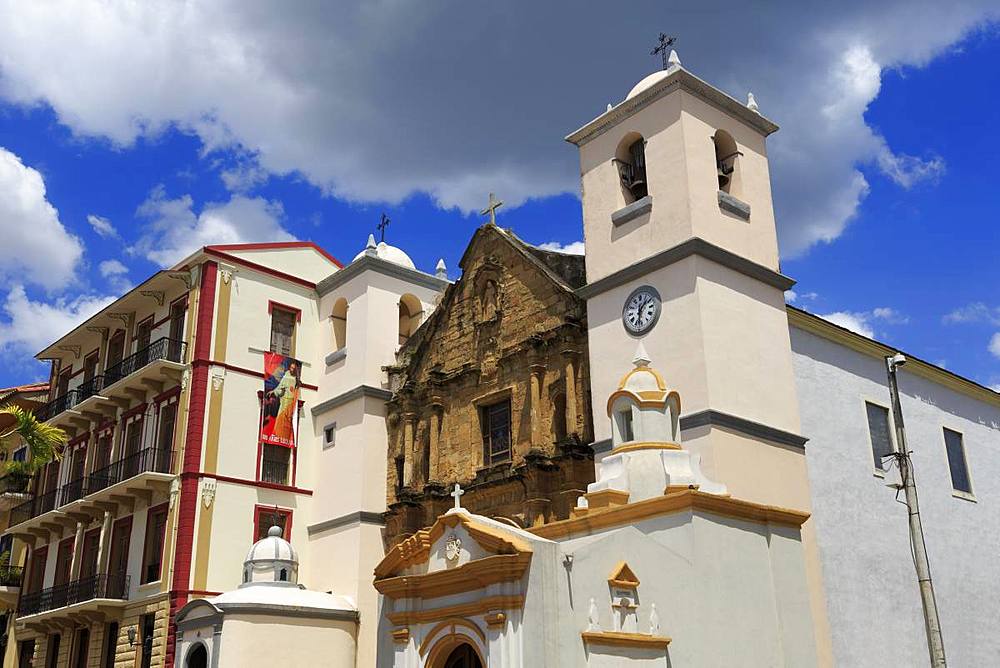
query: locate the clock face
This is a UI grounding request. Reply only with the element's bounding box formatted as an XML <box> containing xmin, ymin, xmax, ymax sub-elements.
<box><xmin>622</xmin><ymin>286</ymin><xmax>661</xmax><ymax>335</ymax></box>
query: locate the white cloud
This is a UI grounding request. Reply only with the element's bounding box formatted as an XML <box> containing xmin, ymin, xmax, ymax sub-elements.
<box><xmin>536</xmin><ymin>240</ymin><xmax>585</xmax><ymax>255</ymax></box>
<box><xmin>0</xmin><ymin>146</ymin><xmax>83</xmax><ymax>289</ymax></box>
<box><xmin>989</xmin><ymin>333</ymin><xmax>1000</xmax><ymax>359</ymax></box>
<box><xmin>87</xmin><ymin>214</ymin><xmax>118</xmax><ymax>239</ymax></box>
<box><xmin>872</xmin><ymin>307</ymin><xmax>909</xmax><ymax>324</ymax></box>
<box><xmin>820</xmin><ymin>311</ymin><xmax>876</xmax><ymax>339</ymax></box>
<box><xmin>0</xmin><ymin>3</ymin><xmax>996</xmax><ymax>256</ymax></box>
<box><xmin>131</xmin><ymin>187</ymin><xmax>294</xmax><ymax>267</ymax></box>
<box><xmin>785</xmin><ymin>290</ymin><xmax>797</xmax><ymax>303</ymax></box>
<box><xmin>943</xmin><ymin>302</ymin><xmax>1000</xmax><ymax>325</ymax></box>
<box><xmin>0</xmin><ymin>284</ymin><xmax>116</xmax><ymax>357</ymax></box>
<box><xmin>98</xmin><ymin>258</ymin><xmax>132</xmax><ymax>292</ymax></box>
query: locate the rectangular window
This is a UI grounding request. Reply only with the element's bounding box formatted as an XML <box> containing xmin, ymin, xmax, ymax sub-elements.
<box><xmin>943</xmin><ymin>428</ymin><xmax>972</xmax><ymax>494</ymax></box>
<box><xmin>260</xmin><ymin>444</ymin><xmax>291</xmax><ymax>486</ymax></box>
<box><xmin>323</xmin><ymin>423</ymin><xmax>336</xmax><ymax>449</ymax></box>
<box><xmin>106</xmin><ymin>330</ymin><xmax>126</xmax><ymax>370</ymax></box>
<box><xmin>481</xmin><ymin>399</ymin><xmax>512</xmax><ymax>466</ymax></box>
<box><xmin>618</xmin><ymin>409</ymin><xmax>635</xmax><ymax>442</ymax></box>
<box><xmin>139</xmin><ymin>613</ymin><xmax>155</xmax><ymax>668</ymax></box>
<box><xmin>168</xmin><ymin>297</ymin><xmax>187</xmax><ymax>361</ymax></box>
<box><xmin>72</xmin><ymin>627</ymin><xmax>90</xmax><ymax>668</ymax></box>
<box><xmin>254</xmin><ymin>506</ymin><xmax>291</xmax><ymax>541</ymax></box>
<box><xmin>80</xmin><ymin>529</ymin><xmax>101</xmax><ymax>579</ymax></box>
<box><xmin>83</xmin><ymin>351</ymin><xmax>99</xmax><ymax>383</ymax></box>
<box><xmin>141</xmin><ymin>504</ymin><xmax>169</xmax><ymax>584</ymax></box>
<box><xmin>269</xmin><ymin>307</ymin><xmax>296</xmax><ymax>356</ymax></box>
<box><xmin>865</xmin><ymin>402</ymin><xmax>894</xmax><ymax>471</ymax></box>
<box><xmin>19</xmin><ymin>639</ymin><xmax>35</xmax><ymax>667</ymax></box>
<box><xmin>156</xmin><ymin>401</ymin><xmax>178</xmax><ymax>453</ymax></box>
<box><xmin>27</xmin><ymin>546</ymin><xmax>47</xmax><ymax>594</ymax></box>
<box><xmin>46</xmin><ymin>634</ymin><xmax>60</xmax><ymax>668</ymax></box>
<box><xmin>102</xmin><ymin>623</ymin><xmax>119</xmax><ymax>668</ymax></box>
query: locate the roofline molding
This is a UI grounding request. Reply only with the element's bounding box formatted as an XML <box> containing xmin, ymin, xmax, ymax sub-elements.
<box><xmin>316</xmin><ymin>254</ymin><xmax>449</xmax><ymax>296</ymax></box>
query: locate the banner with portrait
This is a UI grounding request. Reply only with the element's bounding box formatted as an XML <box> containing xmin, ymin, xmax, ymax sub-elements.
<box><xmin>259</xmin><ymin>352</ymin><xmax>301</xmax><ymax>448</ymax></box>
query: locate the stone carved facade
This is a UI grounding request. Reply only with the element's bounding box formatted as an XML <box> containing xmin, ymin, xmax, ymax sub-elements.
<box><xmin>383</xmin><ymin>224</ymin><xmax>595</xmax><ymax>544</ymax></box>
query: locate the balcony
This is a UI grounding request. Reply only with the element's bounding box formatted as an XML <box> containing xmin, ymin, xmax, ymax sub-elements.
<box><xmin>0</xmin><ymin>474</ymin><xmax>30</xmax><ymax>512</ymax></box>
<box><xmin>6</xmin><ymin>448</ymin><xmax>174</xmax><ymax>536</ymax></box>
<box><xmin>0</xmin><ymin>566</ymin><xmax>22</xmax><ymax>607</ymax></box>
<box><xmin>38</xmin><ymin>337</ymin><xmax>187</xmax><ymax>426</ymax></box>
<box><xmin>17</xmin><ymin>572</ymin><xmax>129</xmax><ymax>620</ymax></box>
<box><xmin>260</xmin><ymin>457</ymin><xmax>291</xmax><ymax>486</ymax></box>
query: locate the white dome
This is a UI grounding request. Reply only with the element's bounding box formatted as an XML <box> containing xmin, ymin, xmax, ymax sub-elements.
<box><xmin>353</xmin><ymin>237</ymin><xmax>416</xmax><ymax>270</ymax></box>
<box><xmin>626</xmin><ymin>70</ymin><xmax>670</xmax><ymax>100</ymax></box>
<box><xmin>245</xmin><ymin>525</ymin><xmax>298</xmax><ymax>564</ymax></box>
<box><xmin>242</xmin><ymin>525</ymin><xmax>299</xmax><ymax>586</ymax></box>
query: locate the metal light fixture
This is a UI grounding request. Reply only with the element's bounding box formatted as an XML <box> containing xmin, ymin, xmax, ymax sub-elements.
<box><xmin>127</xmin><ymin>626</ymin><xmax>137</xmax><ymax>647</ymax></box>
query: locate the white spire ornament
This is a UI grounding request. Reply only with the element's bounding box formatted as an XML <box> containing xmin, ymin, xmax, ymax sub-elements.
<box><xmin>435</xmin><ymin>258</ymin><xmax>448</xmax><ymax>280</ymax></box>
<box><xmin>747</xmin><ymin>92</ymin><xmax>760</xmax><ymax>113</ymax></box>
<box><xmin>649</xmin><ymin>603</ymin><xmax>661</xmax><ymax>635</ymax></box>
<box><xmin>364</xmin><ymin>233</ymin><xmax>378</xmax><ymax>257</ymax></box>
<box><xmin>587</xmin><ymin>598</ymin><xmax>601</xmax><ymax>631</ymax></box>
<box><xmin>667</xmin><ymin>49</ymin><xmax>681</xmax><ymax>69</ymax></box>
<box><xmin>632</xmin><ymin>341</ymin><xmax>652</xmax><ymax>368</ymax></box>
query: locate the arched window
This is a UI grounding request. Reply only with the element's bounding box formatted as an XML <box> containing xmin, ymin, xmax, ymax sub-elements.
<box><xmin>398</xmin><ymin>294</ymin><xmax>423</xmax><ymax>346</ymax></box>
<box><xmin>614</xmin><ymin>132</ymin><xmax>648</xmax><ymax>203</ymax></box>
<box><xmin>712</xmin><ymin>129</ymin><xmax>740</xmax><ymax>194</ymax></box>
<box><xmin>185</xmin><ymin>644</ymin><xmax>208</xmax><ymax>668</ymax></box>
<box><xmin>279</xmin><ymin>568</ymin><xmax>287</xmax><ymax>582</ymax></box>
<box><xmin>332</xmin><ymin>298</ymin><xmax>348</xmax><ymax>351</ymax></box>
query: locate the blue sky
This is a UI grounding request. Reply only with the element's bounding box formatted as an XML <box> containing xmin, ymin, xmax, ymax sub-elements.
<box><xmin>0</xmin><ymin>3</ymin><xmax>997</xmax><ymax>391</ymax></box>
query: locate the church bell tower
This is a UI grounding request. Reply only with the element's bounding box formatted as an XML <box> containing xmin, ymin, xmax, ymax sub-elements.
<box><xmin>569</xmin><ymin>50</ymin><xmax>833</xmax><ymax>662</ymax></box>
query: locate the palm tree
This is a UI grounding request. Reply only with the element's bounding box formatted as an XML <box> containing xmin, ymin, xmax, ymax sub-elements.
<box><xmin>0</xmin><ymin>404</ymin><xmax>67</xmax><ymax>478</ymax></box>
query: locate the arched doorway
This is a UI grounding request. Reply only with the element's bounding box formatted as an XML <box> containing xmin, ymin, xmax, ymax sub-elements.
<box><xmin>442</xmin><ymin>643</ymin><xmax>482</xmax><ymax>668</ymax></box>
<box><xmin>185</xmin><ymin>643</ymin><xmax>208</xmax><ymax>668</ymax></box>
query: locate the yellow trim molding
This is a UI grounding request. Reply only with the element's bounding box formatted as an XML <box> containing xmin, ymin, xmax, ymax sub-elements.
<box><xmin>388</xmin><ymin>595</ymin><xmax>525</xmax><ymax>626</ymax></box>
<box><xmin>375</xmin><ymin>553</ymin><xmax>531</xmax><ymax>599</ymax></box>
<box><xmin>531</xmin><ymin>489</ymin><xmax>810</xmax><ymax>541</ymax></box>
<box><xmin>419</xmin><ymin>618</ymin><xmax>486</xmax><ymax>656</ymax></box>
<box><xmin>391</xmin><ymin>628</ymin><xmax>410</xmax><ymax>644</ymax></box>
<box><xmin>582</xmin><ymin>631</ymin><xmax>671</xmax><ymax>650</ymax></box>
<box><xmin>585</xmin><ymin>488</ymin><xmax>630</xmax><ymax>510</ymax></box>
<box><xmin>608</xmin><ymin>561</ymin><xmax>640</xmax><ymax>589</ymax></box>
<box><xmin>611</xmin><ymin>441</ymin><xmax>682</xmax><ymax>454</ymax></box>
<box><xmin>375</xmin><ymin>511</ymin><xmax>532</xmax><ymax>580</ymax></box>
<box><xmin>484</xmin><ymin>612</ymin><xmax>506</xmax><ymax>628</ymax></box>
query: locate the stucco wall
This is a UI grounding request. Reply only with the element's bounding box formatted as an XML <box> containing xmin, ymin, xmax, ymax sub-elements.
<box><xmin>791</xmin><ymin>326</ymin><xmax>1000</xmax><ymax>667</ymax></box>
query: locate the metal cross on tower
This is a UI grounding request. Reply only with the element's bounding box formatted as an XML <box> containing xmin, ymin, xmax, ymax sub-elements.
<box><xmin>377</xmin><ymin>213</ymin><xmax>390</xmax><ymax>242</ymax></box>
<box><xmin>480</xmin><ymin>193</ymin><xmax>503</xmax><ymax>226</ymax></box>
<box><xmin>651</xmin><ymin>33</ymin><xmax>676</xmax><ymax>70</ymax></box>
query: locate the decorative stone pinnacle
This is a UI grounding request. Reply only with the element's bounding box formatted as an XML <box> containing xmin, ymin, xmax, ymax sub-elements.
<box><xmin>365</xmin><ymin>233</ymin><xmax>378</xmax><ymax>256</ymax></box>
<box><xmin>667</xmin><ymin>49</ymin><xmax>681</xmax><ymax>68</ymax></box>
<box><xmin>633</xmin><ymin>341</ymin><xmax>651</xmax><ymax>368</ymax></box>
<box><xmin>436</xmin><ymin>258</ymin><xmax>448</xmax><ymax>279</ymax></box>
<box><xmin>747</xmin><ymin>92</ymin><xmax>760</xmax><ymax>113</ymax></box>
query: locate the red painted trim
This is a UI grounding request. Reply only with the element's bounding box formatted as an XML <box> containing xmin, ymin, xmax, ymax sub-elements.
<box><xmin>174</xmin><ymin>589</ymin><xmax>222</xmax><ymax>598</ymax></box>
<box><xmin>205</xmin><ymin>241</ymin><xmax>343</xmax><ymax>268</ymax></box>
<box><xmin>203</xmin><ymin>248</ymin><xmax>317</xmax><ymax>290</ymax></box>
<box><xmin>193</xmin><ymin>359</ymin><xmax>318</xmax><ymax>392</ymax></box>
<box><xmin>169</xmin><ymin>294</ymin><xmax>189</xmax><ymax>309</ymax></box>
<box><xmin>68</xmin><ymin>431</ymin><xmax>90</xmax><ymax>448</ymax></box>
<box><xmin>140</xmin><ymin>502</ymin><xmax>169</xmax><ymax>584</ymax></box>
<box><xmin>252</xmin><ymin>503</ymin><xmax>293</xmax><ymax>541</ymax></box>
<box><xmin>96</xmin><ymin>420</ymin><xmax>115</xmax><ymax>434</ymax></box>
<box><xmin>268</xmin><ymin>299</ymin><xmax>302</xmax><ymax>322</ymax></box>
<box><xmin>191</xmin><ymin>471</ymin><xmax>313</xmax><ymax>496</ymax></box>
<box><xmin>167</xmin><ymin>260</ymin><xmax>217</xmax><ymax>668</ymax></box>
<box><xmin>153</xmin><ymin>385</ymin><xmax>182</xmax><ymax>405</ymax></box>
<box><xmin>149</xmin><ymin>313</ymin><xmax>173</xmax><ymax>332</ymax></box>
<box><xmin>122</xmin><ymin>403</ymin><xmax>148</xmax><ymax>420</ymax></box>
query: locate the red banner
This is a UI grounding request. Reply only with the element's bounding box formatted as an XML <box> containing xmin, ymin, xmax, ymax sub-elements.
<box><xmin>259</xmin><ymin>352</ymin><xmax>301</xmax><ymax>448</ymax></box>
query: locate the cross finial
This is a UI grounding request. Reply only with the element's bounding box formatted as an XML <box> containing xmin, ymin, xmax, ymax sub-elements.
<box><xmin>451</xmin><ymin>482</ymin><xmax>465</xmax><ymax>510</ymax></box>
<box><xmin>377</xmin><ymin>213</ymin><xmax>390</xmax><ymax>243</ymax></box>
<box><xmin>480</xmin><ymin>193</ymin><xmax>503</xmax><ymax>226</ymax></box>
<box><xmin>650</xmin><ymin>33</ymin><xmax>677</xmax><ymax>70</ymax></box>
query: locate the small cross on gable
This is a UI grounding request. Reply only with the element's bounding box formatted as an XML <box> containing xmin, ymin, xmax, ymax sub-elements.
<box><xmin>480</xmin><ymin>193</ymin><xmax>503</xmax><ymax>226</ymax></box>
<box><xmin>451</xmin><ymin>482</ymin><xmax>465</xmax><ymax>510</ymax></box>
<box><xmin>650</xmin><ymin>33</ymin><xmax>677</xmax><ymax>70</ymax></box>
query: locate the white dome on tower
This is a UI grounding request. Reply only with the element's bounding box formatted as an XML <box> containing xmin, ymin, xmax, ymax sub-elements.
<box><xmin>242</xmin><ymin>525</ymin><xmax>299</xmax><ymax>586</ymax></box>
<box><xmin>353</xmin><ymin>234</ymin><xmax>416</xmax><ymax>270</ymax></box>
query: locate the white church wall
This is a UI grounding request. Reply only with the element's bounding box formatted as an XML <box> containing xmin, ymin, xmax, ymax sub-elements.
<box><xmin>791</xmin><ymin>326</ymin><xmax>1000</xmax><ymax>668</ymax></box>
<box><xmin>216</xmin><ymin>614</ymin><xmax>356</xmax><ymax>666</ymax></box>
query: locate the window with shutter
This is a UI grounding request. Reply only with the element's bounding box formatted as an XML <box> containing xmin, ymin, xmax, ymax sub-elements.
<box><xmin>943</xmin><ymin>428</ymin><xmax>972</xmax><ymax>494</ymax></box>
<box><xmin>481</xmin><ymin>400</ymin><xmax>512</xmax><ymax>466</ymax></box>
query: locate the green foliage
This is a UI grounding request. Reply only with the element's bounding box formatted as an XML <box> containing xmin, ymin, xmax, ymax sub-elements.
<box><xmin>0</xmin><ymin>403</ymin><xmax>67</xmax><ymax>475</ymax></box>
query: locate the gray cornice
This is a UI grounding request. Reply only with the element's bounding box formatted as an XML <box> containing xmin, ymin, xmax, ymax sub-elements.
<box><xmin>307</xmin><ymin>510</ymin><xmax>386</xmax><ymax>536</ymax></box>
<box><xmin>591</xmin><ymin>409</ymin><xmax>807</xmax><ymax>453</ymax></box>
<box><xmin>566</xmin><ymin>66</ymin><xmax>779</xmax><ymax>147</ymax></box>
<box><xmin>310</xmin><ymin>384</ymin><xmax>393</xmax><ymax>416</ymax></box>
<box><xmin>215</xmin><ymin>602</ymin><xmax>359</xmax><ymax>622</ymax></box>
<box><xmin>317</xmin><ymin>255</ymin><xmax>449</xmax><ymax>296</ymax></box>
<box><xmin>576</xmin><ymin>237</ymin><xmax>795</xmax><ymax>299</ymax></box>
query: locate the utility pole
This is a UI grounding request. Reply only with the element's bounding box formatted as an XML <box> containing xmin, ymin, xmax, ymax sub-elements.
<box><xmin>885</xmin><ymin>353</ymin><xmax>947</xmax><ymax>667</ymax></box>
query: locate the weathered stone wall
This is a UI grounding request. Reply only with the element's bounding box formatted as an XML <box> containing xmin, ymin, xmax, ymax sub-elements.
<box><xmin>384</xmin><ymin>226</ymin><xmax>594</xmax><ymax>543</ymax></box>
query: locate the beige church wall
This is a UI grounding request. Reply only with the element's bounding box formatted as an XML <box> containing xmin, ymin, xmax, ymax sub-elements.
<box><xmin>219</xmin><ymin>246</ymin><xmax>341</xmax><ymax>285</ymax></box>
<box><xmin>677</xmin><ymin>92</ymin><xmax>780</xmax><ymax>270</ymax></box>
<box><xmin>216</xmin><ymin>614</ymin><xmax>356</xmax><ymax>667</ymax></box>
<box><xmin>556</xmin><ymin>511</ymin><xmax>817</xmax><ymax>667</ymax></box>
<box><xmin>577</xmin><ymin>92</ymin><xmax>690</xmax><ymax>284</ymax></box>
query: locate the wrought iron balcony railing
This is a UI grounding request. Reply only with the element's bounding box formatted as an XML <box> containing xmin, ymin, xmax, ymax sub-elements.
<box><xmin>17</xmin><ymin>572</ymin><xmax>129</xmax><ymax>617</ymax></box>
<box><xmin>104</xmin><ymin>337</ymin><xmax>186</xmax><ymax>387</ymax></box>
<box><xmin>60</xmin><ymin>477</ymin><xmax>86</xmax><ymax>506</ymax></box>
<box><xmin>0</xmin><ymin>566</ymin><xmax>23</xmax><ymax>588</ymax></box>
<box><xmin>76</xmin><ymin>375</ymin><xmax>105</xmax><ymax>402</ymax></box>
<box><xmin>85</xmin><ymin>447</ymin><xmax>174</xmax><ymax>497</ymax></box>
<box><xmin>0</xmin><ymin>474</ymin><xmax>30</xmax><ymax>495</ymax></box>
<box><xmin>9</xmin><ymin>489</ymin><xmax>58</xmax><ymax>527</ymax></box>
<box><xmin>35</xmin><ymin>390</ymin><xmax>80</xmax><ymax>422</ymax></box>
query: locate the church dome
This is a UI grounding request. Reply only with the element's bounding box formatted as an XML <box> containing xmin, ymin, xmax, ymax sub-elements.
<box><xmin>353</xmin><ymin>235</ymin><xmax>416</xmax><ymax>270</ymax></box>
<box><xmin>626</xmin><ymin>70</ymin><xmax>670</xmax><ymax>100</ymax></box>
<box><xmin>242</xmin><ymin>525</ymin><xmax>299</xmax><ymax>586</ymax></box>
